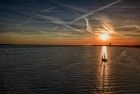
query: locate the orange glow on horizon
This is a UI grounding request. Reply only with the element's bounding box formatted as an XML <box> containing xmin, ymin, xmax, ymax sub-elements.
<box><xmin>0</xmin><ymin>32</ymin><xmax>139</xmax><ymax>45</ymax></box>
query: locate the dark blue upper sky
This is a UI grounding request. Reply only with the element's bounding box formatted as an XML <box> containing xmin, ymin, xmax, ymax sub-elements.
<box><xmin>0</xmin><ymin>0</ymin><xmax>140</xmax><ymax>39</ymax></box>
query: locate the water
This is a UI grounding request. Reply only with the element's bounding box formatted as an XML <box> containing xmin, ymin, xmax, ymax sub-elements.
<box><xmin>0</xmin><ymin>45</ymin><xmax>140</xmax><ymax>94</ymax></box>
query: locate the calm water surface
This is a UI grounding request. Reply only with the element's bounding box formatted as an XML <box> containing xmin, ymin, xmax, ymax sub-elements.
<box><xmin>0</xmin><ymin>46</ymin><xmax>140</xmax><ymax>94</ymax></box>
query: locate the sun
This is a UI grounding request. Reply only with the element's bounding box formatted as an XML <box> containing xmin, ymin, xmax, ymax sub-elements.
<box><xmin>100</xmin><ymin>34</ymin><xmax>109</xmax><ymax>41</ymax></box>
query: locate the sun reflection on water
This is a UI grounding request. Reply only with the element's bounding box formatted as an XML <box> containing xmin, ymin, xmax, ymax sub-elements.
<box><xmin>96</xmin><ymin>46</ymin><xmax>110</xmax><ymax>94</ymax></box>
<box><xmin>101</xmin><ymin>46</ymin><xmax>107</xmax><ymax>59</ymax></box>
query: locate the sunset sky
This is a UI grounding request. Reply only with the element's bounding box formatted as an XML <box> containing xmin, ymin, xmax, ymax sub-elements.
<box><xmin>0</xmin><ymin>0</ymin><xmax>140</xmax><ymax>45</ymax></box>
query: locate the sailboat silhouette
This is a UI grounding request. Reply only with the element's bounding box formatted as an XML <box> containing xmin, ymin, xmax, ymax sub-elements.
<box><xmin>102</xmin><ymin>53</ymin><xmax>108</xmax><ymax>62</ymax></box>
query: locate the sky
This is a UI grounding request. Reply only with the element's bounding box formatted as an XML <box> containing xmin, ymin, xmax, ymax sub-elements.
<box><xmin>0</xmin><ymin>0</ymin><xmax>140</xmax><ymax>45</ymax></box>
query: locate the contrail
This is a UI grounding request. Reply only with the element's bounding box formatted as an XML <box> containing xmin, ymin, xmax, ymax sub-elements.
<box><xmin>34</xmin><ymin>13</ymin><xmax>83</xmax><ymax>32</ymax></box>
<box><xmin>47</xmin><ymin>0</ymin><xmax>91</xmax><ymax>33</ymax></box>
<box><xmin>116</xmin><ymin>33</ymin><xmax>133</xmax><ymax>38</ymax></box>
<box><xmin>84</xmin><ymin>17</ymin><xmax>94</xmax><ymax>34</ymax></box>
<box><xmin>114</xmin><ymin>24</ymin><xmax>140</xmax><ymax>33</ymax></box>
<box><xmin>64</xmin><ymin>25</ymin><xmax>83</xmax><ymax>32</ymax></box>
<box><xmin>102</xmin><ymin>24</ymin><xmax>117</xmax><ymax>34</ymax></box>
<box><xmin>34</xmin><ymin>13</ymin><xmax>68</xmax><ymax>24</ymax></box>
<box><xmin>70</xmin><ymin>0</ymin><xmax>121</xmax><ymax>24</ymax></box>
<box><xmin>47</xmin><ymin>0</ymin><xmax>121</xmax><ymax>35</ymax></box>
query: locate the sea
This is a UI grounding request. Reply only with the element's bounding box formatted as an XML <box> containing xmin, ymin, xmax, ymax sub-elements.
<box><xmin>0</xmin><ymin>45</ymin><xmax>140</xmax><ymax>94</ymax></box>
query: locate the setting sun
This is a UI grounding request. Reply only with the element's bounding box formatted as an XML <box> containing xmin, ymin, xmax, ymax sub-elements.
<box><xmin>100</xmin><ymin>34</ymin><xmax>109</xmax><ymax>41</ymax></box>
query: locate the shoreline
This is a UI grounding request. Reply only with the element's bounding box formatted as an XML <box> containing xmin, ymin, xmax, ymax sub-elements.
<box><xmin>0</xmin><ymin>44</ymin><xmax>140</xmax><ymax>48</ymax></box>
